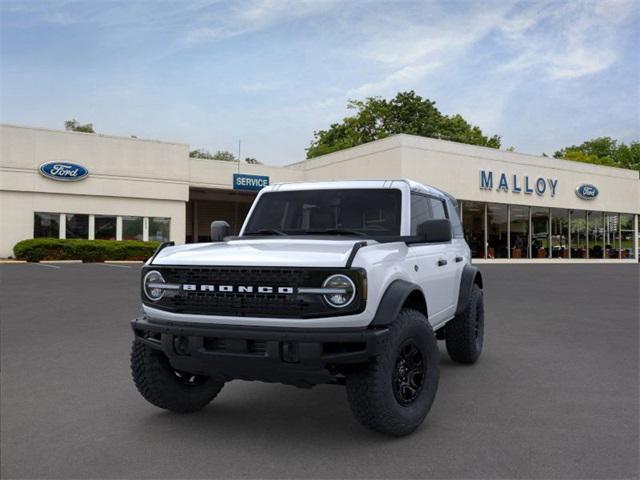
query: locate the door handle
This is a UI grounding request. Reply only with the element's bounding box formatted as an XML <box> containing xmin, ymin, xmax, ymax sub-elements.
<box><xmin>437</xmin><ymin>259</ymin><xmax>447</xmax><ymax>266</ymax></box>
<box><xmin>455</xmin><ymin>256</ymin><xmax>464</xmax><ymax>263</ymax></box>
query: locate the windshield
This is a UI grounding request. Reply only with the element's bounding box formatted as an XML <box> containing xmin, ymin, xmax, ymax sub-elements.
<box><xmin>243</xmin><ymin>189</ymin><xmax>402</xmax><ymax>237</ymax></box>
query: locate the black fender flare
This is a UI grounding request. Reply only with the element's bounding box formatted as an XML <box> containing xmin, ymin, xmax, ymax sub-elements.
<box><xmin>370</xmin><ymin>279</ymin><xmax>427</xmax><ymax>326</ymax></box>
<box><xmin>455</xmin><ymin>264</ymin><xmax>483</xmax><ymax>316</ymax></box>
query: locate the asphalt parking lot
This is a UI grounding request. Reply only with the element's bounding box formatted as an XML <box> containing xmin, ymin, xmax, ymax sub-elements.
<box><xmin>1</xmin><ymin>263</ymin><xmax>638</xmax><ymax>479</ymax></box>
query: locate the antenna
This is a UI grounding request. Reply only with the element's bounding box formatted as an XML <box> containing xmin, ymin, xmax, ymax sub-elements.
<box><xmin>234</xmin><ymin>139</ymin><xmax>241</xmax><ymax>234</ymax></box>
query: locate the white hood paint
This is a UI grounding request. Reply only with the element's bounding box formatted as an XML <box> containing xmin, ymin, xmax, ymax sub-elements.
<box><xmin>152</xmin><ymin>238</ymin><xmax>367</xmax><ymax>267</ymax></box>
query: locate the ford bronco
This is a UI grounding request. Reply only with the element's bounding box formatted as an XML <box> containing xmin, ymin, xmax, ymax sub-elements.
<box><xmin>131</xmin><ymin>180</ymin><xmax>484</xmax><ymax>436</ymax></box>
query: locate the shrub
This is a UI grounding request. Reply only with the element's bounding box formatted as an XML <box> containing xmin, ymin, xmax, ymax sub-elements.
<box><xmin>13</xmin><ymin>238</ymin><xmax>161</xmax><ymax>262</ymax></box>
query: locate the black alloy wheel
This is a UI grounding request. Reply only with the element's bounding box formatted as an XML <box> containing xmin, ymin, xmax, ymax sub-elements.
<box><xmin>392</xmin><ymin>340</ymin><xmax>426</xmax><ymax>405</ymax></box>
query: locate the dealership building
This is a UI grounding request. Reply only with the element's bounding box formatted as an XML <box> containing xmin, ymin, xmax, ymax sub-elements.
<box><xmin>1</xmin><ymin>123</ymin><xmax>638</xmax><ymax>262</ymax></box>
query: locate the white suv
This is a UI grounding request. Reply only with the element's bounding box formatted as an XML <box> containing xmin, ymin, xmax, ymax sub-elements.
<box><xmin>131</xmin><ymin>180</ymin><xmax>484</xmax><ymax>436</ymax></box>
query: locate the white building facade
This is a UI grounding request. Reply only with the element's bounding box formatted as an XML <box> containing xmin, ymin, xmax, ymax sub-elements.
<box><xmin>1</xmin><ymin>124</ymin><xmax>638</xmax><ymax>262</ymax></box>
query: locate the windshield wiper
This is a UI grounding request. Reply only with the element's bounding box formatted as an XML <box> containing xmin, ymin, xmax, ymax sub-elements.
<box><xmin>244</xmin><ymin>228</ymin><xmax>287</xmax><ymax>236</ymax></box>
<box><xmin>305</xmin><ymin>228</ymin><xmax>368</xmax><ymax>237</ymax></box>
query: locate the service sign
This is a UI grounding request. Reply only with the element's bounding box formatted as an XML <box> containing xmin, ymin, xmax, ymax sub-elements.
<box><xmin>233</xmin><ymin>173</ymin><xmax>269</xmax><ymax>191</ymax></box>
<box><xmin>39</xmin><ymin>161</ymin><xmax>89</xmax><ymax>182</ymax></box>
<box><xmin>575</xmin><ymin>184</ymin><xmax>598</xmax><ymax>200</ymax></box>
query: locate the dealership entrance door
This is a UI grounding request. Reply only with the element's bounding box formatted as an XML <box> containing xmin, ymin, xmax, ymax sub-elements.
<box><xmin>186</xmin><ymin>188</ymin><xmax>257</xmax><ymax>242</ymax></box>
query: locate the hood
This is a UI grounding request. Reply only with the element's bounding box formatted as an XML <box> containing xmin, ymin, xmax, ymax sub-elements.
<box><xmin>151</xmin><ymin>238</ymin><xmax>368</xmax><ymax>267</ymax></box>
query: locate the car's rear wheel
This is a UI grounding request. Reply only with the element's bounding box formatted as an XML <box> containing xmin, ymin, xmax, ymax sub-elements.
<box><xmin>131</xmin><ymin>340</ymin><xmax>224</xmax><ymax>413</ymax></box>
<box><xmin>445</xmin><ymin>283</ymin><xmax>484</xmax><ymax>364</ymax></box>
<box><xmin>345</xmin><ymin>309</ymin><xmax>439</xmax><ymax>436</ymax></box>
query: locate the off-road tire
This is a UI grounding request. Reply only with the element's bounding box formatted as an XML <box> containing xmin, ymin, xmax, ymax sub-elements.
<box><xmin>345</xmin><ymin>309</ymin><xmax>439</xmax><ymax>436</ymax></box>
<box><xmin>445</xmin><ymin>283</ymin><xmax>484</xmax><ymax>364</ymax></box>
<box><xmin>131</xmin><ymin>340</ymin><xmax>224</xmax><ymax>413</ymax></box>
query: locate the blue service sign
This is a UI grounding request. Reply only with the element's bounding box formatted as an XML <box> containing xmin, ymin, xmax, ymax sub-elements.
<box><xmin>233</xmin><ymin>173</ymin><xmax>269</xmax><ymax>191</ymax></box>
<box><xmin>575</xmin><ymin>184</ymin><xmax>598</xmax><ymax>200</ymax></box>
<box><xmin>39</xmin><ymin>161</ymin><xmax>89</xmax><ymax>182</ymax></box>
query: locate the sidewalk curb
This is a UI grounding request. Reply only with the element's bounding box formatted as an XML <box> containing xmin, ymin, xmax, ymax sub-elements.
<box><xmin>104</xmin><ymin>260</ymin><xmax>144</xmax><ymax>264</ymax></box>
<box><xmin>40</xmin><ymin>260</ymin><xmax>83</xmax><ymax>264</ymax></box>
<box><xmin>0</xmin><ymin>259</ymin><xmax>27</xmax><ymax>264</ymax></box>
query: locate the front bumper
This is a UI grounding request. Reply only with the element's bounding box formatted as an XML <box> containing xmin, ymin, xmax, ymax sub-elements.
<box><xmin>131</xmin><ymin>317</ymin><xmax>389</xmax><ymax>387</ymax></box>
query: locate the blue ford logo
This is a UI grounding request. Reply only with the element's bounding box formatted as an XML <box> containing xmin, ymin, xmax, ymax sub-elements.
<box><xmin>575</xmin><ymin>184</ymin><xmax>598</xmax><ymax>200</ymax></box>
<box><xmin>39</xmin><ymin>161</ymin><xmax>89</xmax><ymax>182</ymax></box>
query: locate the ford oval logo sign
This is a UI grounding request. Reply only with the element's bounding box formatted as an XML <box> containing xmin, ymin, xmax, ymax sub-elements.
<box><xmin>39</xmin><ymin>161</ymin><xmax>89</xmax><ymax>182</ymax></box>
<box><xmin>575</xmin><ymin>184</ymin><xmax>598</xmax><ymax>200</ymax></box>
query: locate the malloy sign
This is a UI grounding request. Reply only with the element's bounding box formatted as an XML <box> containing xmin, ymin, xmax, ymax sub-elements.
<box><xmin>480</xmin><ymin>170</ymin><xmax>558</xmax><ymax>197</ymax></box>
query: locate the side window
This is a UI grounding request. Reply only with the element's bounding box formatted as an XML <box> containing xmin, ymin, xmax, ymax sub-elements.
<box><xmin>410</xmin><ymin>194</ymin><xmax>432</xmax><ymax>234</ymax></box>
<box><xmin>429</xmin><ymin>198</ymin><xmax>447</xmax><ymax>220</ymax></box>
<box><xmin>446</xmin><ymin>198</ymin><xmax>464</xmax><ymax>238</ymax></box>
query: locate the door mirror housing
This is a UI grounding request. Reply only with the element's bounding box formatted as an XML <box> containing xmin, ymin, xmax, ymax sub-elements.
<box><xmin>416</xmin><ymin>219</ymin><xmax>452</xmax><ymax>243</ymax></box>
<box><xmin>210</xmin><ymin>220</ymin><xmax>230</xmax><ymax>242</ymax></box>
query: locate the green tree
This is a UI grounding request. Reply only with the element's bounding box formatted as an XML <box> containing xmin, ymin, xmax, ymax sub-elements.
<box><xmin>554</xmin><ymin>137</ymin><xmax>640</xmax><ymax>171</ymax></box>
<box><xmin>190</xmin><ymin>149</ymin><xmax>215</xmax><ymax>159</ymax></box>
<box><xmin>64</xmin><ymin>119</ymin><xmax>94</xmax><ymax>133</ymax></box>
<box><xmin>306</xmin><ymin>91</ymin><xmax>501</xmax><ymax>158</ymax></box>
<box><xmin>212</xmin><ymin>150</ymin><xmax>237</xmax><ymax>162</ymax></box>
<box><xmin>189</xmin><ymin>149</ymin><xmax>238</xmax><ymax>161</ymax></box>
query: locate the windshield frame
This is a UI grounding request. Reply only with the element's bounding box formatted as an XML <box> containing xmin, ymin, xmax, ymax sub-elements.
<box><xmin>240</xmin><ymin>188</ymin><xmax>404</xmax><ymax>239</ymax></box>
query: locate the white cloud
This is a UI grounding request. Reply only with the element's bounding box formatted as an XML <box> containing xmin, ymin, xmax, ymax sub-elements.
<box><xmin>347</xmin><ymin>63</ymin><xmax>440</xmax><ymax>97</ymax></box>
<box><xmin>499</xmin><ymin>0</ymin><xmax>637</xmax><ymax>80</ymax></box>
<box><xmin>183</xmin><ymin>0</ymin><xmax>340</xmax><ymax>44</ymax></box>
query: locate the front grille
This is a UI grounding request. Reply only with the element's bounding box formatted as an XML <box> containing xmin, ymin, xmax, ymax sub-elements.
<box><xmin>144</xmin><ymin>266</ymin><xmax>365</xmax><ymax>319</ymax></box>
<box><xmin>165</xmin><ymin>267</ymin><xmax>309</xmax><ymax>286</ymax></box>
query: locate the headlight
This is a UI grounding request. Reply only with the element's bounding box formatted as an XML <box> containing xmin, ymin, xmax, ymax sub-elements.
<box><xmin>143</xmin><ymin>270</ymin><xmax>165</xmax><ymax>301</ymax></box>
<box><xmin>322</xmin><ymin>274</ymin><xmax>356</xmax><ymax>308</ymax></box>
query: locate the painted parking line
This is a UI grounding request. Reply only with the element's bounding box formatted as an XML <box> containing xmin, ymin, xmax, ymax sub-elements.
<box><xmin>35</xmin><ymin>263</ymin><xmax>61</xmax><ymax>269</ymax></box>
<box><xmin>96</xmin><ymin>263</ymin><xmax>132</xmax><ymax>269</ymax></box>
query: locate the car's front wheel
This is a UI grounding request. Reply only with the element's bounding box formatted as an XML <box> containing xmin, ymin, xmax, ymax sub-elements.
<box><xmin>131</xmin><ymin>340</ymin><xmax>224</xmax><ymax>413</ymax></box>
<box><xmin>345</xmin><ymin>309</ymin><xmax>439</xmax><ymax>436</ymax></box>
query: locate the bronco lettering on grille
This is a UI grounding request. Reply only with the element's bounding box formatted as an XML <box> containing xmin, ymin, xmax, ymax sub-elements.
<box><xmin>182</xmin><ymin>284</ymin><xmax>296</xmax><ymax>294</ymax></box>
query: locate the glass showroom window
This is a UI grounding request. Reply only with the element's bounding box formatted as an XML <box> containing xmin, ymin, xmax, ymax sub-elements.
<box><xmin>95</xmin><ymin>215</ymin><xmax>117</xmax><ymax>240</ymax></box>
<box><xmin>461</xmin><ymin>201</ymin><xmax>485</xmax><ymax>258</ymax></box>
<box><xmin>620</xmin><ymin>214</ymin><xmax>635</xmax><ymax>259</ymax></box>
<box><xmin>571</xmin><ymin>210</ymin><xmax>587</xmax><ymax>258</ymax></box>
<box><xmin>149</xmin><ymin>217</ymin><xmax>170</xmax><ymax>242</ymax></box>
<box><xmin>509</xmin><ymin>205</ymin><xmax>529</xmax><ymax>258</ymax></box>
<box><xmin>65</xmin><ymin>214</ymin><xmax>89</xmax><ymax>239</ymax></box>
<box><xmin>487</xmin><ymin>203</ymin><xmax>508</xmax><ymax>259</ymax></box>
<box><xmin>34</xmin><ymin>212</ymin><xmax>60</xmax><ymax>238</ymax></box>
<box><xmin>551</xmin><ymin>209</ymin><xmax>570</xmax><ymax>259</ymax></box>
<box><xmin>122</xmin><ymin>216</ymin><xmax>144</xmax><ymax>241</ymax></box>
<box><xmin>588</xmin><ymin>211</ymin><xmax>604</xmax><ymax>258</ymax></box>
<box><xmin>603</xmin><ymin>213</ymin><xmax>620</xmax><ymax>259</ymax></box>
<box><xmin>531</xmin><ymin>207</ymin><xmax>550</xmax><ymax>259</ymax></box>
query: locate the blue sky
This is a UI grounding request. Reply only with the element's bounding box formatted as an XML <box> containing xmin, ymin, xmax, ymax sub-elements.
<box><xmin>2</xmin><ymin>0</ymin><xmax>639</xmax><ymax>165</ymax></box>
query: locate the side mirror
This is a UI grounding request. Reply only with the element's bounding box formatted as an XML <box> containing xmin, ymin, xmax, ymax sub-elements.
<box><xmin>210</xmin><ymin>220</ymin><xmax>230</xmax><ymax>242</ymax></box>
<box><xmin>417</xmin><ymin>219</ymin><xmax>452</xmax><ymax>243</ymax></box>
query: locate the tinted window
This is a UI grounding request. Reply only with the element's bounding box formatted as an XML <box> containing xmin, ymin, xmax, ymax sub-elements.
<box><xmin>34</xmin><ymin>212</ymin><xmax>59</xmax><ymax>238</ymax></box>
<box><xmin>149</xmin><ymin>217</ymin><xmax>170</xmax><ymax>242</ymax></box>
<box><xmin>66</xmin><ymin>214</ymin><xmax>88</xmax><ymax>239</ymax></box>
<box><xmin>487</xmin><ymin>203</ymin><xmax>508</xmax><ymax>259</ymax></box>
<box><xmin>95</xmin><ymin>215</ymin><xmax>116</xmax><ymax>240</ymax></box>
<box><xmin>462</xmin><ymin>201</ymin><xmax>485</xmax><ymax>258</ymax></box>
<box><xmin>446</xmin><ymin>198</ymin><xmax>464</xmax><ymax>238</ymax></box>
<box><xmin>411</xmin><ymin>194</ymin><xmax>449</xmax><ymax>234</ymax></box>
<box><xmin>122</xmin><ymin>216</ymin><xmax>143</xmax><ymax>241</ymax></box>
<box><xmin>244</xmin><ymin>189</ymin><xmax>402</xmax><ymax>236</ymax></box>
<box><xmin>410</xmin><ymin>194</ymin><xmax>432</xmax><ymax>234</ymax></box>
<box><xmin>430</xmin><ymin>198</ymin><xmax>447</xmax><ymax>219</ymax></box>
